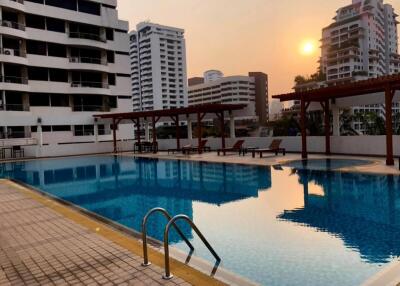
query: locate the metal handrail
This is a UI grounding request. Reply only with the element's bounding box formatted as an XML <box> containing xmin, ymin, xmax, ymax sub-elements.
<box><xmin>141</xmin><ymin>208</ymin><xmax>194</xmax><ymax>267</ymax></box>
<box><xmin>162</xmin><ymin>215</ymin><xmax>221</xmax><ymax>280</ymax></box>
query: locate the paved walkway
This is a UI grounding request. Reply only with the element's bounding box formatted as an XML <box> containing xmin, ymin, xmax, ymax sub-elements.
<box><xmin>0</xmin><ymin>181</ymin><xmax>190</xmax><ymax>286</ymax></box>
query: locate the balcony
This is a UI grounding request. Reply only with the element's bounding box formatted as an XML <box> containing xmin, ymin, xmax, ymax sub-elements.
<box><xmin>1</xmin><ymin>104</ymin><xmax>29</xmax><ymax>111</ymax></box>
<box><xmin>0</xmin><ymin>76</ymin><xmax>28</xmax><ymax>84</ymax></box>
<box><xmin>0</xmin><ymin>48</ymin><xmax>26</xmax><ymax>57</ymax></box>
<box><xmin>72</xmin><ymin>105</ymin><xmax>105</xmax><ymax>112</ymax></box>
<box><xmin>0</xmin><ymin>20</ymin><xmax>25</xmax><ymax>31</ymax></box>
<box><xmin>69</xmin><ymin>32</ymin><xmax>106</xmax><ymax>43</ymax></box>
<box><xmin>69</xmin><ymin>57</ymin><xmax>107</xmax><ymax>65</ymax></box>
<box><xmin>71</xmin><ymin>81</ymin><xmax>109</xmax><ymax>89</ymax></box>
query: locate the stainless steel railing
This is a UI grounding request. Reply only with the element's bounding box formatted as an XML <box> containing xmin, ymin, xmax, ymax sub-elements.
<box><xmin>141</xmin><ymin>208</ymin><xmax>221</xmax><ymax>280</ymax></box>
<box><xmin>141</xmin><ymin>208</ymin><xmax>194</xmax><ymax>266</ymax></box>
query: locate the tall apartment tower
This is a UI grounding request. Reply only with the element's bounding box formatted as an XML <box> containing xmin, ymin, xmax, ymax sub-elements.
<box><xmin>319</xmin><ymin>0</ymin><xmax>400</xmax><ymax>133</ymax></box>
<box><xmin>129</xmin><ymin>22</ymin><xmax>188</xmax><ymax>111</ymax></box>
<box><xmin>321</xmin><ymin>0</ymin><xmax>399</xmax><ymax>84</ymax></box>
<box><xmin>0</xmin><ymin>0</ymin><xmax>132</xmax><ymax>145</ymax></box>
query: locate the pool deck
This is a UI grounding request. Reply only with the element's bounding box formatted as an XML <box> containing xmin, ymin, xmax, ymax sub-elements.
<box><xmin>0</xmin><ymin>179</ymin><xmax>227</xmax><ymax>286</ymax></box>
<box><xmin>126</xmin><ymin>151</ymin><xmax>400</xmax><ymax>175</ymax></box>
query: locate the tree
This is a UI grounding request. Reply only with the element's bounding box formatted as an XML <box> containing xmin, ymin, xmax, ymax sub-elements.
<box><xmin>294</xmin><ymin>75</ymin><xmax>307</xmax><ymax>85</ymax></box>
<box><xmin>270</xmin><ymin>116</ymin><xmax>299</xmax><ymax>136</ymax></box>
<box><xmin>340</xmin><ymin>109</ymin><xmax>358</xmax><ymax>135</ymax></box>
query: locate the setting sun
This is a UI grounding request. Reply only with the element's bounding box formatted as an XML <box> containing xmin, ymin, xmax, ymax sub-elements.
<box><xmin>300</xmin><ymin>40</ymin><xmax>317</xmax><ymax>56</ymax></box>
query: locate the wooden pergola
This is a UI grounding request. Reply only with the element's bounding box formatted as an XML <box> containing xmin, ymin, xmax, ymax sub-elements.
<box><xmin>93</xmin><ymin>103</ymin><xmax>246</xmax><ymax>154</ymax></box>
<box><xmin>273</xmin><ymin>74</ymin><xmax>400</xmax><ymax>166</ymax></box>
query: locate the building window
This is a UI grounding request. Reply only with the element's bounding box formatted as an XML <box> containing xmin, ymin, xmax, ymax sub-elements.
<box><xmin>26</xmin><ymin>40</ymin><xmax>47</xmax><ymax>55</ymax></box>
<box><xmin>26</xmin><ymin>14</ymin><xmax>46</xmax><ymax>30</ymax></box>
<box><xmin>78</xmin><ymin>0</ymin><xmax>100</xmax><ymax>15</ymax></box>
<box><xmin>46</xmin><ymin>18</ymin><xmax>65</xmax><ymax>33</ymax></box>
<box><xmin>74</xmin><ymin>125</ymin><xmax>94</xmax><ymax>136</ymax></box>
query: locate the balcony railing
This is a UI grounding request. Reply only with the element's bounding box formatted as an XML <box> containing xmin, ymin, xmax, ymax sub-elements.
<box><xmin>69</xmin><ymin>57</ymin><xmax>107</xmax><ymax>65</ymax></box>
<box><xmin>0</xmin><ymin>76</ymin><xmax>28</xmax><ymax>84</ymax></box>
<box><xmin>69</xmin><ymin>32</ymin><xmax>106</xmax><ymax>43</ymax></box>
<box><xmin>0</xmin><ymin>104</ymin><xmax>29</xmax><ymax>111</ymax></box>
<box><xmin>9</xmin><ymin>0</ymin><xmax>24</xmax><ymax>4</ymax></box>
<box><xmin>72</xmin><ymin>105</ymin><xmax>105</xmax><ymax>112</ymax></box>
<box><xmin>71</xmin><ymin>81</ymin><xmax>109</xmax><ymax>89</ymax></box>
<box><xmin>0</xmin><ymin>20</ymin><xmax>25</xmax><ymax>31</ymax></box>
<box><xmin>0</xmin><ymin>48</ymin><xmax>26</xmax><ymax>57</ymax></box>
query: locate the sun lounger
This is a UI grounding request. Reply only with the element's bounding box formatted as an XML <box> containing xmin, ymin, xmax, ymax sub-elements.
<box><xmin>252</xmin><ymin>140</ymin><xmax>286</xmax><ymax>158</ymax></box>
<box><xmin>217</xmin><ymin>140</ymin><xmax>245</xmax><ymax>156</ymax></box>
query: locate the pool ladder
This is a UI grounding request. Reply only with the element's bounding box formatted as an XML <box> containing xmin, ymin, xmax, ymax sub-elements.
<box><xmin>141</xmin><ymin>208</ymin><xmax>221</xmax><ymax>280</ymax></box>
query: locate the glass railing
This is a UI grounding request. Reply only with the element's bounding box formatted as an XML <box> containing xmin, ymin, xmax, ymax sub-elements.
<box><xmin>72</xmin><ymin>105</ymin><xmax>105</xmax><ymax>112</ymax></box>
<box><xmin>69</xmin><ymin>57</ymin><xmax>107</xmax><ymax>65</ymax></box>
<box><xmin>69</xmin><ymin>32</ymin><xmax>106</xmax><ymax>43</ymax></box>
<box><xmin>2</xmin><ymin>104</ymin><xmax>29</xmax><ymax>111</ymax></box>
<box><xmin>1</xmin><ymin>76</ymin><xmax>28</xmax><ymax>84</ymax></box>
<box><xmin>71</xmin><ymin>81</ymin><xmax>109</xmax><ymax>89</ymax></box>
<box><xmin>0</xmin><ymin>20</ymin><xmax>25</xmax><ymax>31</ymax></box>
<box><xmin>9</xmin><ymin>0</ymin><xmax>24</xmax><ymax>4</ymax></box>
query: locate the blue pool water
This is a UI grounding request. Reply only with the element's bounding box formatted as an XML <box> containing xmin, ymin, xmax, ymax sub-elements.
<box><xmin>1</xmin><ymin>155</ymin><xmax>399</xmax><ymax>286</ymax></box>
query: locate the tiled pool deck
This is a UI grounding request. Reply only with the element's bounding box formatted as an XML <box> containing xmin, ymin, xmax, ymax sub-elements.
<box><xmin>0</xmin><ymin>179</ymin><xmax>225</xmax><ymax>286</ymax></box>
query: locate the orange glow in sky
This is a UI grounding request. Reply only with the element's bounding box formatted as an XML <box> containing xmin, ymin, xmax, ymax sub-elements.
<box><xmin>300</xmin><ymin>40</ymin><xmax>318</xmax><ymax>56</ymax></box>
<box><xmin>117</xmin><ymin>0</ymin><xmax>400</xmax><ymax>95</ymax></box>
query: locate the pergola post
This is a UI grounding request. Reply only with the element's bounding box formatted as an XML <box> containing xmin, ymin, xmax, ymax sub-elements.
<box><xmin>144</xmin><ymin>118</ymin><xmax>150</xmax><ymax>142</ymax></box>
<box><xmin>187</xmin><ymin>116</ymin><xmax>193</xmax><ymax>140</ymax></box>
<box><xmin>175</xmin><ymin>115</ymin><xmax>180</xmax><ymax>150</ymax></box>
<box><xmin>152</xmin><ymin>116</ymin><xmax>157</xmax><ymax>154</ymax></box>
<box><xmin>229</xmin><ymin>111</ymin><xmax>235</xmax><ymax>139</ymax></box>
<box><xmin>136</xmin><ymin>119</ymin><xmax>141</xmax><ymax>152</ymax></box>
<box><xmin>385</xmin><ymin>86</ymin><xmax>395</xmax><ymax>166</ymax></box>
<box><xmin>197</xmin><ymin>112</ymin><xmax>202</xmax><ymax>154</ymax></box>
<box><xmin>112</xmin><ymin>118</ymin><xmax>117</xmax><ymax>153</ymax></box>
<box><xmin>331</xmin><ymin>105</ymin><xmax>340</xmax><ymax>136</ymax></box>
<box><xmin>300</xmin><ymin>98</ymin><xmax>308</xmax><ymax>159</ymax></box>
<box><xmin>324</xmin><ymin>100</ymin><xmax>331</xmax><ymax>155</ymax></box>
<box><xmin>220</xmin><ymin>111</ymin><xmax>226</xmax><ymax>150</ymax></box>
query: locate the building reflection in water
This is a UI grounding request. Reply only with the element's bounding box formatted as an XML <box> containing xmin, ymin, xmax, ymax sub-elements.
<box><xmin>278</xmin><ymin>168</ymin><xmax>400</xmax><ymax>264</ymax></box>
<box><xmin>0</xmin><ymin>156</ymin><xmax>271</xmax><ymax>243</ymax></box>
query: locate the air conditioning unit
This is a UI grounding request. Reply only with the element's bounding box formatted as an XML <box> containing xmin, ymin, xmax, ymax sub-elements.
<box><xmin>2</xmin><ymin>21</ymin><xmax>12</xmax><ymax>28</ymax></box>
<box><xmin>3</xmin><ymin>48</ymin><xmax>14</xmax><ymax>56</ymax></box>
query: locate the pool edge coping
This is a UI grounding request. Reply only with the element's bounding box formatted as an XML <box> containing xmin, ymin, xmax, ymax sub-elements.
<box><xmin>2</xmin><ymin>178</ymin><xmax>259</xmax><ymax>286</ymax></box>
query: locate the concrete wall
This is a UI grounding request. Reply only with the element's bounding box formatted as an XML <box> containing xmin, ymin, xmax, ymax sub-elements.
<box><xmin>15</xmin><ymin>135</ymin><xmax>400</xmax><ymax>159</ymax></box>
<box><xmin>156</xmin><ymin>136</ymin><xmax>400</xmax><ymax>157</ymax></box>
<box><xmin>23</xmin><ymin>140</ymin><xmax>134</xmax><ymax>158</ymax></box>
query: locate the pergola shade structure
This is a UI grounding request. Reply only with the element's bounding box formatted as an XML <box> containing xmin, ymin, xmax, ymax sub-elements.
<box><xmin>93</xmin><ymin>103</ymin><xmax>246</xmax><ymax>154</ymax></box>
<box><xmin>273</xmin><ymin>74</ymin><xmax>400</xmax><ymax>166</ymax></box>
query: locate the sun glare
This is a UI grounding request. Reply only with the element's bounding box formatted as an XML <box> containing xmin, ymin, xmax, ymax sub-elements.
<box><xmin>300</xmin><ymin>40</ymin><xmax>317</xmax><ymax>56</ymax></box>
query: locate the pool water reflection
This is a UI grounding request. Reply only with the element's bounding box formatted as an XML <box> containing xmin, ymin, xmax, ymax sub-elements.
<box><xmin>1</xmin><ymin>156</ymin><xmax>399</xmax><ymax>286</ymax></box>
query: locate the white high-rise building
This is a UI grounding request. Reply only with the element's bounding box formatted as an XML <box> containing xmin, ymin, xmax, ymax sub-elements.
<box><xmin>129</xmin><ymin>22</ymin><xmax>188</xmax><ymax>112</ymax></box>
<box><xmin>319</xmin><ymin>0</ymin><xmax>400</xmax><ymax>133</ymax></box>
<box><xmin>321</xmin><ymin>0</ymin><xmax>399</xmax><ymax>84</ymax></box>
<box><xmin>0</xmin><ymin>0</ymin><xmax>132</xmax><ymax>146</ymax></box>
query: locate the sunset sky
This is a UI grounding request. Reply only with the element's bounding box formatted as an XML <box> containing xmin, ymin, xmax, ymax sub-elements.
<box><xmin>117</xmin><ymin>0</ymin><xmax>400</xmax><ymax>96</ymax></box>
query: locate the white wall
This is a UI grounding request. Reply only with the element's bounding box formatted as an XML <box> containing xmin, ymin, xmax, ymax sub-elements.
<box><xmin>14</xmin><ymin>135</ymin><xmax>400</xmax><ymax>159</ymax></box>
<box><xmin>155</xmin><ymin>136</ymin><xmax>400</xmax><ymax>157</ymax></box>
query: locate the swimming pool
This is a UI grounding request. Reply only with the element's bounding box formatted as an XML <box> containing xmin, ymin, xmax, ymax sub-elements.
<box><xmin>1</xmin><ymin>155</ymin><xmax>399</xmax><ymax>286</ymax></box>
